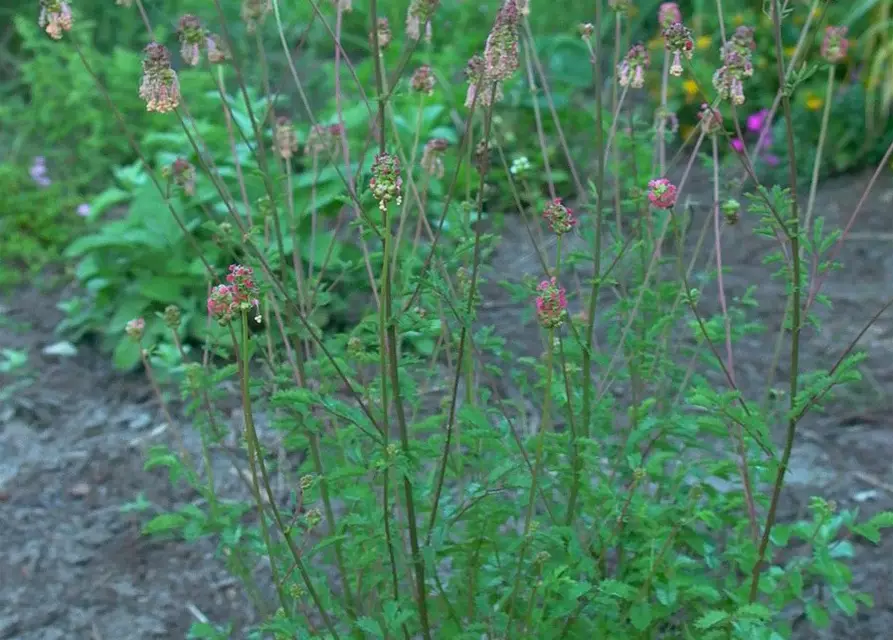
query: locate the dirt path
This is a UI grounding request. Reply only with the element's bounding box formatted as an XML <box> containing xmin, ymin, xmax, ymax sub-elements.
<box><xmin>2</xmin><ymin>169</ymin><xmax>893</xmax><ymax>638</ymax></box>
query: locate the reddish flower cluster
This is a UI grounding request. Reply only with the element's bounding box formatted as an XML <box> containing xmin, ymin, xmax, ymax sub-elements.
<box><xmin>543</xmin><ymin>198</ymin><xmax>576</xmax><ymax>236</ymax></box>
<box><xmin>411</xmin><ymin>65</ymin><xmax>435</xmax><ymax>95</ymax></box>
<box><xmin>713</xmin><ymin>26</ymin><xmax>755</xmax><ymax>105</ymax></box>
<box><xmin>125</xmin><ymin>318</ymin><xmax>145</xmax><ymax>342</ymax></box>
<box><xmin>406</xmin><ymin>0</ymin><xmax>439</xmax><ymax>41</ymax></box>
<box><xmin>369</xmin><ymin>152</ymin><xmax>403</xmax><ymax>211</ymax></box>
<box><xmin>535</xmin><ymin>278</ymin><xmax>568</xmax><ymax>329</ymax></box>
<box><xmin>139</xmin><ymin>43</ymin><xmax>181</xmax><ymax>113</ymax></box>
<box><xmin>305</xmin><ymin>123</ymin><xmax>342</xmax><ymax>156</ymax></box>
<box><xmin>647</xmin><ymin>178</ymin><xmax>677</xmax><ymax>209</ymax></box>
<box><xmin>618</xmin><ymin>44</ymin><xmax>650</xmax><ymax>89</ymax></box>
<box><xmin>208</xmin><ymin>265</ymin><xmax>261</xmax><ymax>325</ymax></box>
<box><xmin>658</xmin><ymin>2</ymin><xmax>681</xmax><ymax>29</ymax></box>
<box><xmin>39</xmin><ymin>0</ymin><xmax>72</xmax><ymax>40</ymax></box>
<box><xmin>483</xmin><ymin>0</ymin><xmax>521</xmax><ymax>82</ymax></box>
<box><xmin>274</xmin><ymin>117</ymin><xmax>298</xmax><ymax>160</ymax></box>
<box><xmin>163</xmin><ymin>158</ymin><xmax>196</xmax><ymax>196</ymax></box>
<box><xmin>821</xmin><ymin>26</ymin><xmax>849</xmax><ymax>64</ymax></box>
<box><xmin>662</xmin><ymin>22</ymin><xmax>694</xmax><ymax>76</ymax></box>
<box><xmin>177</xmin><ymin>15</ymin><xmax>205</xmax><ymax>66</ymax></box>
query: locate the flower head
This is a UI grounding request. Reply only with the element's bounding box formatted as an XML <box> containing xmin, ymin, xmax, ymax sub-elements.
<box><xmin>411</xmin><ymin>65</ymin><xmax>435</xmax><ymax>95</ymax></box>
<box><xmin>30</xmin><ymin>156</ymin><xmax>52</xmax><ymax>188</ymax></box>
<box><xmin>421</xmin><ymin>138</ymin><xmax>448</xmax><ymax>179</ymax></box>
<box><xmin>658</xmin><ymin>2</ymin><xmax>681</xmax><ymax>28</ymax></box>
<box><xmin>77</xmin><ymin>203</ymin><xmax>90</xmax><ymax>217</ymax></box>
<box><xmin>139</xmin><ymin>43</ymin><xmax>180</xmax><ymax>113</ymax></box>
<box><xmin>821</xmin><ymin>26</ymin><xmax>848</xmax><ymax>64</ymax></box>
<box><xmin>609</xmin><ymin>0</ymin><xmax>632</xmax><ymax>15</ymax></box>
<box><xmin>305</xmin><ymin>123</ymin><xmax>341</xmax><ymax>156</ymax></box>
<box><xmin>369</xmin><ymin>152</ymin><xmax>403</xmax><ymax>211</ymax></box>
<box><xmin>484</xmin><ymin>0</ymin><xmax>521</xmax><ymax>82</ymax></box>
<box><xmin>176</xmin><ymin>14</ymin><xmax>206</xmax><ymax>66</ymax></box>
<box><xmin>206</xmin><ymin>33</ymin><xmax>230</xmax><ymax>64</ymax></box>
<box><xmin>125</xmin><ymin>318</ymin><xmax>145</xmax><ymax>342</ymax></box>
<box><xmin>464</xmin><ymin>54</ymin><xmax>503</xmax><ymax>109</ymax></box>
<box><xmin>647</xmin><ymin>178</ymin><xmax>677</xmax><ymax>209</ymax></box>
<box><xmin>39</xmin><ymin>0</ymin><xmax>73</xmax><ymax>40</ymax></box>
<box><xmin>406</xmin><ymin>0</ymin><xmax>439</xmax><ymax>41</ymax></box>
<box><xmin>662</xmin><ymin>22</ymin><xmax>694</xmax><ymax>76</ymax></box>
<box><xmin>712</xmin><ymin>25</ymin><xmax>755</xmax><ymax>104</ymax></box>
<box><xmin>372</xmin><ymin>17</ymin><xmax>392</xmax><ymax>49</ymax></box>
<box><xmin>274</xmin><ymin>116</ymin><xmax>298</xmax><ymax>160</ymax></box>
<box><xmin>209</xmin><ymin>265</ymin><xmax>261</xmax><ymax>325</ymax></box>
<box><xmin>617</xmin><ymin>43</ymin><xmax>649</xmax><ymax>89</ymax></box>
<box><xmin>543</xmin><ymin>198</ymin><xmax>576</xmax><ymax>235</ymax></box>
<box><xmin>241</xmin><ymin>0</ymin><xmax>271</xmax><ymax>33</ymax></box>
<box><xmin>697</xmin><ymin>103</ymin><xmax>723</xmax><ymax>136</ymax></box>
<box><xmin>535</xmin><ymin>278</ymin><xmax>568</xmax><ymax>328</ymax></box>
<box><xmin>164</xmin><ymin>158</ymin><xmax>196</xmax><ymax>196</ymax></box>
<box><xmin>746</xmin><ymin>108</ymin><xmax>769</xmax><ymax>133</ymax></box>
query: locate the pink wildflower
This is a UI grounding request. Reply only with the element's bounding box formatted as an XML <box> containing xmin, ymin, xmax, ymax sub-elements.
<box><xmin>406</xmin><ymin>0</ymin><xmax>439</xmax><ymax>41</ymax></box>
<box><xmin>618</xmin><ymin>43</ymin><xmax>649</xmax><ymax>89</ymax></box>
<box><xmin>411</xmin><ymin>65</ymin><xmax>435</xmax><ymax>95</ymax></box>
<box><xmin>821</xmin><ymin>26</ymin><xmax>849</xmax><ymax>64</ymax></box>
<box><xmin>730</xmin><ymin>138</ymin><xmax>745</xmax><ymax>153</ymax></box>
<box><xmin>535</xmin><ymin>278</ymin><xmax>568</xmax><ymax>329</ymax></box>
<box><xmin>208</xmin><ymin>265</ymin><xmax>261</xmax><ymax>325</ymax></box>
<box><xmin>662</xmin><ymin>22</ymin><xmax>694</xmax><ymax>76</ymax></box>
<box><xmin>543</xmin><ymin>198</ymin><xmax>576</xmax><ymax>235</ymax></box>
<box><xmin>464</xmin><ymin>54</ymin><xmax>503</xmax><ymax>109</ymax></box>
<box><xmin>39</xmin><ymin>0</ymin><xmax>73</xmax><ymax>40</ymax></box>
<box><xmin>139</xmin><ymin>43</ymin><xmax>181</xmax><ymax>113</ymax></box>
<box><xmin>647</xmin><ymin>178</ymin><xmax>677</xmax><ymax>209</ymax></box>
<box><xmin>746</xmin><ymin>108</ymin><xmax>769</xmax><ymax>133</ymax></box>
<box><xmin>658</xmin><ymin>2</ymin><xmax>681</xmax><ymax>29</ymax></box>
<box><xmin>483</xmin><ymin>0</ymin><xmax>521</xmax><ymax>82</ymax></box>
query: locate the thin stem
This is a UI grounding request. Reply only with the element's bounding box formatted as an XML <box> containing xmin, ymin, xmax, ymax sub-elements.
<box><xmin>803</xmin><ymin>65</ymin><xmax>835</xmax><ymax>237</ymax></box>
<box><xmin>749</xmin><ymin>0</ymin><xmax>803</xmax><ymax>602</ymax></box>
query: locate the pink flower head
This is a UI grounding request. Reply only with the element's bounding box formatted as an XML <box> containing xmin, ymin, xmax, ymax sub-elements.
<box><xmin>77</xmin><ymin>203</ymin><xmax>90</xmax><ymax>217</ymax></box>
<box><xmin>39</xmin><ymin>0</ymin><xmax>73</xmax><ymax>40</ymax></box>
<box><xmin>125</xmin><ymin>318</ymin><xmax>145</xmax><ymax>342</ymax></box>
<box><xmin>662</xmin><ymin>22</ymin><xmax>694</xmax><ymax>76</ymax></box>
<box><xmin>411</xmin><ymin>65</ymin><xmax>435</xmax><ymax>95</ymax></box>
<box><xmin>647</xmin><ymin>178</ymin><xmax>677</xmax><ymax>209</ymax></box>
<box><xmin>369</xmin><ymin>152</ymin><xmax>403</xmax><ymax>211</ymax></box>
<box><xmin>658</xmin><ymin>2</ymin><xmax>681</xmax><ymax>29</ymax></box>
<box><xmin>535</xmin><ymin>277</ymin><xmax>568</xmax><ymax>329</ymax></box>
<box><xmin>209</xmin><ymin>265</ymin><xmax>261</xmax><ymax>325</ymax></box>
<box><xmin>177</xmin><ymin>14</ymin><xmax>206</xmax><ymax>66</ymax></box>
<box><xmin>730</xmin><ymin>137</ymin><xmax>745</xmax><ymax>153</ymax></box>
<box><xmin>139</xmin><ymin>43</ymin><xmax>181</xmax><ymax>113</ymax></box>
<box><xmin>543</xmin><ymin>198</ymin><xmax>577</xmax><ymax>235</ymax></box>
<box><xmin>821</xmin><ymin>26</ymin><xmax>849</xmax><ymax>64</ymax></box>
<box><xmin>483</xmin><ymin>0</ymin><xmax>521</xmax><ymax>82</ymax></box>
<box><xmin>618</xmin><ymin>43</ymin><xmax>650</xmax><ymax>89</ymax></box>
<box><xmin>405</xmin><ymin>0</ymin><xmax>439</xmax><ymax>41</ymax></box>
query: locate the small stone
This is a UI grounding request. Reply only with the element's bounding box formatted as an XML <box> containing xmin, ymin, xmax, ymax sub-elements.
<box><xmin>68</xmin><ymin>482</ymin><xmax>91</xmax><ymax>498</ymax></box>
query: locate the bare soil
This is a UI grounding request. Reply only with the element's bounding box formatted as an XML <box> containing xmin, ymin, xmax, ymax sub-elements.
<box><xmin>3</xmin><ymin>168</ymin><xmax>893</xmax><ymax>639</ymax></box>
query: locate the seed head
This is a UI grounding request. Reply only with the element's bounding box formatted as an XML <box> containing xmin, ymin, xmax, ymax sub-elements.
<box><xmin>821</xmin><ymin>26</ymin><xmax>848</xmax><ymax>64</ymax></box>
<box><xmin>372</xmin><ymin>17</ymin><xmax>392</xmax><ymax>50</ymax></box>
<box><xmin>206</xmin><ymin>33</ymin><xmax>230</xmax><ymax>64</ymax></box>
<box><xmin>177</xmin><ymin>14</ymin><xmax>206</xmax><ymax>67</ymax></box>
<box><xmin>241</xmin><ymin>0</ymin><xmax>271</xmax><ymax>34</ymax></box>
<box><xmin>208</xmin><ymin>265</ymin><xmax>261</xmax><ymax>325</ymax></box>
<box><xmin>139</xmin><ymin>43</ymin><xmax>180</xmax><ymax>113</ymax></box>
<box><xmin>411</xmin><ymin>65</ymin><xmax>435</xmax><ymax>95</ymax></box>
<box><xmin>464</xmin><ymin>54</ymin><xmax>503</xmax><ymax>109</ymax></box>
<box><xmin>617</xmin><ymin>43</ymin><xmax>649</xmax><ymax>89</ymax></box>
<box><xmin>542</xmin><ymin>198</ymin><xmax>576</xmax><ymax>235</ymax></box>
<box><xmin>647</xmin><ymin>178</ymin><xmax>677</xmax><ymax>209</ymax></box>
<box><xmin>274</xmin><ymin>117</ymin><xmax>298</xmax><ymax>160</ymax></box>
<box><xmin>662</xmin><ymin>22</ymin><xmax>694</xmax><ymax>76</ymax></box>
<box><xmin>163</xmin><ymin>305</ymin><xmax>181</xmax><ymax>329</ymax></box>
<box><xmin>164</xmin><ymin>158</ymin><xmax>196</xmax><ymax>196</ymax></box>
<box><xmin>39</xmin><ymin>0</ymin><xmax>73</xmax><ymax>40</ymax></box>
<box><xmin>697</xmin><ymin>103</ymin><xmax>723</xmax><ymax>136</ymax></box>
<box><xmin>484</xmin><ymin>0</ymin><xmax>521</xmax><ymax>82</ymax></box>
<box><xmin>421</xmin><ymin>138</ymin><xmax>449</xmax><ymax>179</ymax></box>
<box><xmin>721</xmin><ymin>199</ymin><xmax>740</xmax><ymax>225</ymax></box>
<box><xmin>125</xmin><ymin>318</ymin><xmax>145</xmax><ymax>342</ymax></box>
<box><xmin>369</xmin><ymin>152</ymin><xmax>403</xmax><ymax>212</ymax></box>
<box><xmin>535</xmin><ymin>278</ymin><xmax>568</xmax><ymax>329</ymax></box>
<box><xmin>406</xmin><ymin>0</ymin><xmax>439</xmax><ymax>41</ymax></box>
<box><xmin>579</xmin><ymin>23</ymin><xmax>594</xmax><ymax>39</ymax></box>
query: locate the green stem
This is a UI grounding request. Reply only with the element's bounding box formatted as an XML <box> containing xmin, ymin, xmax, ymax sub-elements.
<box><xmin>749</xmin><ymin>0</ymin><xmax>803</xmax><ymax>602</ymax></box>
<box><xmin>507</xmin><ymin>326</ymin><xmax>555</xmax><ymax>626</ymax></box>
<box><xmin>803</xmin><ymin>65</ymin><xmax>835</xmax><ymax>238</ymax></box>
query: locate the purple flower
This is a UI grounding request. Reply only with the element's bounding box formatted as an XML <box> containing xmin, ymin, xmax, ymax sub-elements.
<box><xmin>730</xmin><ymin>138</ymin><xmax>745</xmax><ymax>153</ymax></box>
<box><xmin>30</xmin><ymin>157</ymin><xmax>52</xmax><ymax>188</ymax></box>
<box><xmin>77</xmin><ymin>203</ymin><xmax>90</xmax><ymax>217</ymax></box>
<box><xmin>746</xmin><ymin>109</ymin><xmax>769</xmax><ymax>133</ymax></box>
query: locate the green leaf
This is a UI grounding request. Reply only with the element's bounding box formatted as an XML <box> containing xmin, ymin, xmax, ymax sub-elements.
<box><xmin>112</xmin><ymin>338</ymin><xmax>141</xmax><ymax>371</ymax></box>
<box><xmin>832</xmin><ymin>591</ymin><xmax>858</xmax><ymax>617</ymax></box>
<box><xmin>695</xmin><ymin>610</ymin><xmax>730</xmax><ymax>630</ymax></box>
<box><xmin>142</xmin><ymin>512</ymin><xmax>187</xmax><ymax>536</ymax></box>
<box><xmin>629</xmin><ymin>601</ymin><xmax>652</xmax><ymax>631</ymax></box>
<box><xmin>355</xmin><ymin>617</ymin><xmax>384</xmax><ymax>637</ymax></box>
<box><xmin>805</xmin><ymin>602</ymin><xmax>830</xmax><ymax>628</ymax></box>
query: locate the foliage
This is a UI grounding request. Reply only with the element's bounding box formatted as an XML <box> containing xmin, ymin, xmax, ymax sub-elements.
<box><xmin>11</xmin><ymin>0</ymin><xmax>893</xmax><ymax>638</ymax></box>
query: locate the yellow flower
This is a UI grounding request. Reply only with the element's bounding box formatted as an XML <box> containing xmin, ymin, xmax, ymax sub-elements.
<box><xmin>733</xmin><ymin>14</ymin><xmax>745</xmax><ymax>26</ymax></box>
<box><xmin>683</xmin><ymin>79</ymin><xmax>699</xmax><ymax>103</ymax></box>
<box><xmin>696</xmin><ymin>35</ymin><xmax>712</xmax><ymax>50</ymax></box>
<box><xmin>811</xmin><ymin>6</ymin><xmax>823</xmax><ymax>19</ymax></box>
<box><xmin>784</xmin><ymin>46</ymin><xmax>796</xmax><ymax>58</ymax></box>
<box><xmin>806</xmin><ymin>94</ymin><xmax>823</xmax><ymax>111</ymax></box>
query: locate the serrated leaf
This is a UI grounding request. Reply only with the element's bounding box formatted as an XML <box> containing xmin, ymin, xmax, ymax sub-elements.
<box><xmin>630</xmin><ymin>601</ymin><xmax>652</xmax><ymax>631</ymax></box>
<box><xmin>695</xmin><ymin>610</ymin><xmax>729</xmax><ymax>630</ymax></box>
